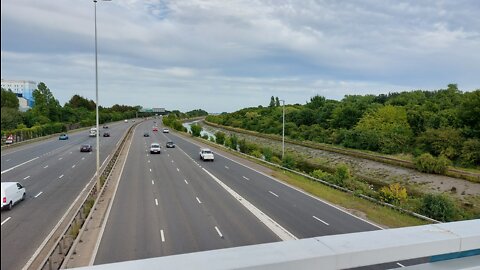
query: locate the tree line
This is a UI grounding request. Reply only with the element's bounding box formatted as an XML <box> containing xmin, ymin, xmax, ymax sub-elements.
<box><xmin>207</xmin><ymin>84</ymin><xmax>480</xmax><ymax>168</ymax></box>
<box><xmin>1</xmin><ymin>82</ymin><xmax>141</xmax><ymax>139</ymax></box>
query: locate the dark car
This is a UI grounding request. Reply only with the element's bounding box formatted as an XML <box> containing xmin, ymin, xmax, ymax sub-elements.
<box><xmin>59</xmin><ymin>134</ymin><xmax>69</xmax><ymax>140</ymax></box>
<box><xmin>103</xmin><ymin>132</ymin><xmax>110</xmax><ymax>137</ymax></box>
<box><xmin>80</xmin><ymin>144</ymin><xmax>93</xmax><ymax>152</ymax></box>
<box><xmin>166</xmin><ymin>141</ymin><xmax>175</xmax><ymax>148</ymax></box>
<box><xmin>144</xmin><ymin>132</ymin><xmax>150</xmax><ymax>137</ymax></box>
<box><xmin>103</xmin><ymin>125</ymin><xmax>109</xmax><ymax>129</ymax></box>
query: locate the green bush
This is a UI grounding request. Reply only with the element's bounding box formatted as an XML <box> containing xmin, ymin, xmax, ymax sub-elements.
<box><xmin>209</xmin><ymin>136</ymin><xmax>215</xmax><ymax>142</ymax></box>
<box><xmin>201</xmin><ymin>134</ymin><xmax>209</xmax><ymax>140</ymax></box>
<box><xmin>262</xmin><ymin>147</ymin><xmax>273</xmax><ymax>161</ymax></box>
<box><xmin>215</xmin><ymin>131</ymin><xmax>226</xmax><ymax>145</ymax></box>
<box><xmin>271</xmin><ymin>156</ymin><xmax>282</xmax><ymax>165</ymax></box>
<box><xmin>282</xmin><ymin>154</ymin><xmax>296</xmax><ymax>169</ymax></box>
<box><xmin>379</xmin><ymin>183</ymin><xmax>408</xmax><ymax>205</ymax></box>
<box><xmin>251</xmin><ymin>150</ymin><xmax>263</xmax><ymax>158</ymax></box>
<box><xmin>414</xmin><ymin>153</ymin><xmax>450</xmax><ymax>174</ymax></box>
<box><xmin>191</xmin><ymin>124</ymin><xmax>202</xmax><ymax>137</ymax></box>
<box><xmin>310</xmin><ymin>169</ymin><xmax>332</xmax><ymax>181</ymax></box>
<box><xmin>333</xmin><ymin>163</ymin><xmax>351</xmax><ymax>186</ymax></box>
<box><xmin>239</xmin><ymin>138</ymin><xmax>248</xmax><ymax>153</ymax></box>
<box><xmin>419</xmin><ymin>193</ymin><xmax>457</xmax><ymax>222</ymax></box>
<box><xmin>229</xmin><ymin>134</ymin><xmax>238</xmax><ymax>151</ymax></box>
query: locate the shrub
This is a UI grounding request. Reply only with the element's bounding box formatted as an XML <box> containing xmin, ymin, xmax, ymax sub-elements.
<box><xmin>271</xmin><ymin>156</ymin><xmax>282</xmax><ymax>165</ymax></box>
<box><xmin>209</xmin><ymin>136</ymin><xmax>215</xmax><ymax>142</ymax></box>
<box><xmin>282</xmin><ymin>154</ymin><xmax>296</xmax><ymax>169</ymax></box>
<box><xmin>201</xmin><ymin>134</ymin><xmax>209</xmax><ymax>140</ymax></box>
<box><xmin>239</xmin><ymin>138</ymin><xmax>247</xmax><ymax>153</ymax></box>
<box><xmin>191</xmin><ymin>124</ymin><xmax>202</xmax><ymax>137</ymax></box>
<box><xmin>419</xmin><ymin>193</ymin><xmax>457</xmax><ymax>222</ymax></box>
<box><xmin>310</xmin><ymin>169</ymin><xmax>332</xmax><ymax>181</ymax></box>
<box><xmin>414</xmin><ymin>153</ymin><xmax>450</xmax><ymax>174</ymax></box>
<box><xmin>379</xmin><ymin>183</ymin><xmax>408</xmax><ymax>205</ymax></box>
<box><xmin>333</xmin><ymin>163</ymin><xmax>351</xmax><ymax>186</ymax></box>
<box><xmin>215</xmin><ymin>131</ymin><xmax>226</xmax><ymax>145</ymax></box>
<box><xmin>251</xmin><ymin>150</ymin><xmax>263</xmax><ymax>158</ymax></box>
<box><xmin>262</xmin><ymin>147</ymin><xmax>273</xmax><ymax>161</ymax></box>
<box><xmin>229</xmin><ymin>134</ymin><xmax>238</xmax><ymax>151</ymax></box>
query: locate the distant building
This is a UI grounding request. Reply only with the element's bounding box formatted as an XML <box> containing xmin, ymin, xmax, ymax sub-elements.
<box><xmin>1</xmin><ymin>79</ymin><xmax>36</xmax><ymax>108</ymax></box>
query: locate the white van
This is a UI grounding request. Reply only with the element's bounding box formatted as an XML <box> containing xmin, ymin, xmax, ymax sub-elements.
<box><xmin>89</xmin><ymin>127</ymin><xmax>97</xmax><ymax>137</ymax></box>
<box><xmin>1</xmin><ymin>182</ymin><xmax>26</xmax><ymax>210</ymax></box>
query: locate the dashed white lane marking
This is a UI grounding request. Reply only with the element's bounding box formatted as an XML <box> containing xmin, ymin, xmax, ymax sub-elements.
<box><xmin>82</xmin><ymin>157</ymin><xmax>85</xmax><ymax>160</ymax></box>
<box><xmin>215</xmin><ymin>226</ymin><xmax>224</xmax><ymax>238</ymax></box>
<box><xmin>312</xmin><ymin>216</ymin><xmax>329</xmax><ymax>226</ymax></box>
<box><xmin>69</xmin><ymin>152</ymin><xmax>72</xmax><ymax>154</ymax></box>
<box><xmin>148</xmin><ymin>160</ymin><xmax>150</xmax><ymax>163</ymax></box>
<box><xmin>1</xmin><ymin>156</ymin><xmax>39</xmax><ymax>175</ymax></box>
<box><xmin>171</xmin><ymin>160</ymin><xmax>174</xmax><ymax>163</ymax></box>
<box><xmin>23</xmin><ymin>176</ymin><xmax>30</xmax><ymax>180</ymax></box>
<box><xmin>396</xmin><ymin>263</ymin><xmax>405</xmax><ymax>267</ymax></box>
<box><xmin>196</xmin><ymin>197</ymin><xmax>202</xmax><ymax>204</ymax></box>
<box><xmin>184</xmin><ymin>179</ymin><xmax>189</xmax><ymax>184</ymax></box>
<box><xmin>59</xmin><ymin>157</ymin><xmax>63</xmax><ymax>160</ymax></box>
<box><xmin>6</xmin><ymin>159</ymin><xmax>10</xmax><ymax>162</ymax></box>
<box><xmin>34</xmin><ymin>192</ymin><xmax>43</xmax><ymax>198</ymax></box>
<box><xmin>176</xmin><ymin>168</ymin><xmax>179</xmax><ymax>172</ymax></box>
<box><xmin>43</xmin><ymin>165</ymin><xmax>49</xmax><ymax>169</ymax></box>
<box><xmin>155</xmin><ymin>199</ymin><xmax>159</xmax><ymax>206</ymax></box>
<box><xmin>269</xmin><ymin>191</ymin><xmax>279</xmax><ymax>197</ymax></box>
<box><xmin>72</xmin><ymin>165</ymin><xmax>76</xmax><ymax>168</ymax></box>
<box><xmin>242</xmin><ymin>176</ymin><xmax>250</xmax><ymax>181</ymax></box>
<box><xmin>1</xmin><ymin>217</ymin><xmax>12</xmax><ymax>226</ymax></box>
<box><xmin>160</xmin><ymin>229</ymin><xmax>165</xmax><ymax>242</ymax></box>
<box><xmin>59</xmin><ymin>175</ymin><xmax>64</xmax><ymax>179</ymax></box>
<box><xmin>225</xmin><ymin>166</ymin><xmax>229</xmax><ymax>169</ymax></box>
<box><xmin>150</xmin><ymin>168</ymin><xmax>152</xmax><ymax>172</ymax></box>
<box><xmin>152</xmin><ymin>180</ymin><xmax>155</xmax><ymax>185</ymax></box>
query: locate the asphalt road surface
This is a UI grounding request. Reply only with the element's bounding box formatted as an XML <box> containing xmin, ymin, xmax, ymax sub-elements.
<box><xmin>1</xmin><ymin>120</ymin><xmax>134</xmax><ymax>270</ymax></box>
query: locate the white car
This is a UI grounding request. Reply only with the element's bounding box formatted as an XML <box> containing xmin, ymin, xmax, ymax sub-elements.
<box><xmin>162</xmin><ymin>128</ymin><xmax>170</xmax><ymax>133</ymax></box>
<box><xmin>1</xmin><ymin>182</ymin><xmax>26</xmax><ymax>210</ymax></box>
<box><xmin>199</xmin><ymin>148</ymin><xmax>214</xmax><ymax>161</ymax></box>
<box><xmin>150</xmin><ymin>143</ymin><xmax>161</xmax><ymax>154</ymax></box>
<box><xmin>5</xmin><ymin>138</ymin><xmax>13</xmax><ymax>144</ymax></box>
<box><xmin>124</xmin><ymin>119</ymin><xmax>128</xmax><ymax>123</ymax></box>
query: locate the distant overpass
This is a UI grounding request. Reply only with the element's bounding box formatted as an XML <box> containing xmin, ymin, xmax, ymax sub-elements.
<box><xmin>73</xmin><ymin>220</ymin><xmax>479</xmax><ymax>270</ymax></box>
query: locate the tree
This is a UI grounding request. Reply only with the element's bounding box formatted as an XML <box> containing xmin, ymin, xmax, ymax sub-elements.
<box><xmin>305</xmin><ymin>95</ymin><xmax>326</xmax><ymax>109</ymax></box>
<box><xmin>354</xmin><ymin>105</ymin><xmax>413</xmax><ymax>153</ymax></box>
<box><xmin>215</xmin><ymin>131</ymin><xmax>226</xmax><ymax>145</ymax></box>
<box><xmin>420</xmin><ymin>194</ymin><xmax>457</xmax><ymax>222</ymax></box>
<box><xmin>269</xmin><ymin>96</ymin><xmax>275</xmax><ymax>108</ymax></box>
<box><xmin>1</xmin><ymin>107</ymin><xmax>23</xmax><ymax>130</ymax></box>
<box><xmin>379</xmin><ymin>183</ymin><xmax>408</xmax><ymax>205</ymax></box>
<box><xmin>1</xmin><ymin>88</ymin><xmax>19</xmax><ymax>109</ymax></box>
<box><xmin>275</xmin><ymin>97</ymin><xmax>280</xmax><ymax>107</ymax></box>
<box><xmin>67</xmin><ymin>94</ymin><xmax>95</xmax><ymax>110</ymax></box>
<box><xmin>190</xmin><ymin>124</ymin><xmax>202</xmax><ymax>137</ymax></box>
<box><xmin>31</xmin><ymin>82</ymin><xmax>61</xmax><ymax>123</ymax></box>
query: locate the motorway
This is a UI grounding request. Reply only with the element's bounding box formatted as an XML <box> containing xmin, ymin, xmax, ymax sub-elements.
<box><xmin>1</xmin><ymin>120</ymin><xmax>134</xmax><ymax>270</ymax></box>
<box><xmin>94</xmin><ymin>120</ymin><xmax>389</xmax><ymax>266</ymax></box>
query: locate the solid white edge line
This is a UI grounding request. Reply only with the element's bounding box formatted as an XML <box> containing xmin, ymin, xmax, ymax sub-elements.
<box><xmin>89</xmin><ymin>123</ymin><xmax>137</xmax><ymax>266</ymax></box>
<box><xmin>269</xmin><ymin>191</ymin><xmax>279</xmax><ymax>197</ymax></box>
<box><xmin>1</xmin><ymin>156</ymin><xmax>39</xmax><ymax>174</ymax></box>
<box><xmin>1</xmin><ymin>217</ymin><xmax>12</xmax><ymax>226</ymax></box>
<box><xmin>155</xmin><ymin>199</ymin><xmax>159</xmax><ymax>206</ymax></box>
<box><xmin>214</xmin><ymin>226</ymin><xmax>223</xmax><ymax>238</ymax></box>
<box><xmin>200</xmin><ymin>143</ymin><xmax>384</xmax><ymax>230</ymax></box>
<box><xmin>100</xmin><ymin>155</ymin><xmax>110</xmax><ymax>168</ymax></box>
<box><xmin>160</xmin><ymin>229</ymin><xmax>165</xmax><ymax>242</ymax></box>
<box><xmin>34</xmin><ymin>192</ymin><xmax>43</xmax><ymax>198</ymax></box>
<box><xmin>196</xmin><ymin>197</ymin><xmax>202</xmax><ymax>204</ymax></box>
<box><xmin>313</xmin><ymin>215</ymin><xmax>329</xmax><ymax>226</ymax></box>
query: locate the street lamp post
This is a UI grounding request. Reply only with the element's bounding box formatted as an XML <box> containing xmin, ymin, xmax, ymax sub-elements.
<box><xmin>93</xmin><ymin>0</ymin><xmax>110</xmax><ymax>193</ymax></box>
<box><xmin>279</xmin><ymin>99</ymin><xmax>285</xmax><ymax>160</ymax></box>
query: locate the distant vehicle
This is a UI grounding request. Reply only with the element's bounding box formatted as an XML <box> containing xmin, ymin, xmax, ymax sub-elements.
<box><xmin>132</xmin><ymin>120</ymin><xmax>135</xmax><ymax>122</ymax></box>
<box><xmin>124</xmin><ymin>119</ymin><xmax>128</xmax><ymax>123</ymax></box>
<box><xmin>153</xmin><ymin>127</ymin><xmax>158</xmax><ymax>132</ymax></box>
<box><xmin>89</xmin><ymin>127</ymin><xmax>97</xmax><ymax>137</ymax></box>
<box><xmin>103</xmin><ymin>132</ymin><xmax>110</xmax><ymax>137</ymax></box>
<box><xmin>59</xmin><ymin>134</ymin><xmax>69</xmax><ymax>140</ymax></box>
<box><xmin>5</xmin><ymin>138</ymin><xmax>14</xmax><ymax>144</ymax></box>
<box><xmin>163</xmin><ymin>128</ymin><xmax>170</xmax><ymax>133</ymax></box>
<box><xmin>150</xmin><ymin>143</ymin><xmax>161</xmax><ymax>154</ymax></box>
<box><xmin>143</xmin><ymin>132</ymin><xmax>150</xmax><ymax>137</ymax></box>
<box><xmin>103</xmin><ymin>125</ymin><xmax>109</xmax><ymax>129</ymax></box>
<box><xmin>199</xmin><ymin>148</ymin><xmax>214</xmax><ymax>161</ymax></box>
<box><xmin>1</xmin><ymin>182</ymin><xmax>26</xmax><ymax>210</ymax></box>
<box><xmin>80</xmin><ymin>144</ymin><xmax>93</xmax><ymax>152</ymax></box>
<box><xmin>166</xmin><ymin>141</ymin><xmax>175</xmax><ymax>148</ymax></box>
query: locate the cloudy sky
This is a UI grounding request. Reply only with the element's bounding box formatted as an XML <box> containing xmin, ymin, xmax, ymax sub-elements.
<box><xmin>2</xmin><ymin>0</ymin><xmax>479</xmax><ymax>112</ymax></box>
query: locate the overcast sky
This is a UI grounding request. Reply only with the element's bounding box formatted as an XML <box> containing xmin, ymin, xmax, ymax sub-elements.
<box><xmin>2</xmin><ymin>1</ymin><xmax>479</xmax><ymax>113</ymax></box>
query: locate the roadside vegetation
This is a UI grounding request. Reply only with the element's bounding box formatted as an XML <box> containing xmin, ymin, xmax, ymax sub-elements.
<box><xmin>2</xmin><ymin>83</ymin><xmax>140</xmax><ymax>142</ymax></box>
<box><xmin>205</xmin><ymin>84</ymin><xmax>480</xmax><ymax>172</ymax></box>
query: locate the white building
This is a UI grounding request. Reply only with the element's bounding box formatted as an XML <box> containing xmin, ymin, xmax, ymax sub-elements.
<box><xmin>1</xmin><ymin>79</ymin><xmax>36</xmax><ymax>108</ymax></box>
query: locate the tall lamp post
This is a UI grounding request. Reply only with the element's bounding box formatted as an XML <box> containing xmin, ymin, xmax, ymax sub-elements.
<box><xmin>279</xmin><ymin>99</ymin><xmax>285</xmax><ymax>160</ymax></box>
<box><xmin>94</xmin><ymin>0</ymin><xmax>110</xmax><ymax>193</ymax></box>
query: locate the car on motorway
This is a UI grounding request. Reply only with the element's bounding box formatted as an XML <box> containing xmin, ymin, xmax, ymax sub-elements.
<box><xmin>103</xmin><ymin>125</ymin><xmax>109</xmax><ymax>129</ymax></box>
<box><xmin>124</xmin><ymin>119</ymin><xmax>128</xmax><ymax>123</ymax></box>
<box><xmin>144</xmin><ymin>132</ymin><xmax>150</xmax><ymax>137</ymax></box>
<box><xmin>80</xmin><ymin>144</ymin><xmax>93</xmax><ymax>152</ymax></box>
<box><xmin>89</xmin><ymin>127</ymin><xmax>97</xmax><ymax>137</ymax></box>
<box><xmin>103</xmin><ymin>132</ymin><xmax>110</xmax><ymax>137</ymax></box>
<box><xmin>162</xmin><ymin>128</ymin><xmax>170</xmax><ymax>133</ymax></box>
<box><xmin>59</xmin><ymin>133</ymin><xmax>69</xmax><ymax>140</ymax></box>
<box><xmin>1</xmin><ymin>182</ymin><xmax>26</xmax><ymax>210</ymax></box>
<box><xmin>5</xmin><ymin>135</ymin><xmax>14</xmax><ymax>144</ymax></box>
<box><xmin>153</xmin><ymin>127</ymin><xmax>158</xmax><ymax>132</ymax></box>
<box><xmin>166</xmin><ymin>141</ymin><xmax>175</xmax><ymax>148</ymax></box>
<box><xmin>150</xmin><ymin>143</ymin><xmax>161</xmax><ymax>154</ymax></box>
<box><xmin>199</xmin><ymin>148</ymin><xmax>214</xmax><ymax>161</ymax></box>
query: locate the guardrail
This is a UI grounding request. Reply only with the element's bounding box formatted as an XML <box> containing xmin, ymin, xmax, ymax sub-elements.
<box><xmin>31</xmin><ymin>122</ymin><xmax>138</xmax><ymax>270</ymax></box>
